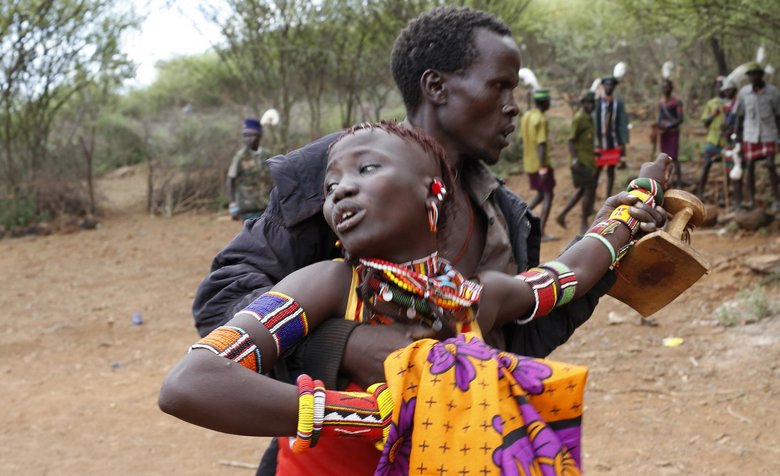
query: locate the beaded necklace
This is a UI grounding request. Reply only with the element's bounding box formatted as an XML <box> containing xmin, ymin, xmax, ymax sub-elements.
<box><xmin>356</xmin><ymin>252</ymin><xmax>482</xmax><ymax>330</ymax></box>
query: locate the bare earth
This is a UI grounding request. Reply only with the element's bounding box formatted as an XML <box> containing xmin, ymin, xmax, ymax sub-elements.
<box><xmin>2</xmin><ymin>152</ymin><xmax>779</xmax><ymax>475</ymax></box>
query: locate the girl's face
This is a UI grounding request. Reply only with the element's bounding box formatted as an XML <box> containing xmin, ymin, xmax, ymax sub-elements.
<box><xmin>323</xmin><ymin>129</ymin><xmax>439</xmax><ymax>262</ymax></box>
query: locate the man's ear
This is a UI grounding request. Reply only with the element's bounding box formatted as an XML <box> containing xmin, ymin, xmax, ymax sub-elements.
<box><xmin>420</xmin><ymin>69</ymin><xmax>447</xmax><ymax>105</ymax></box>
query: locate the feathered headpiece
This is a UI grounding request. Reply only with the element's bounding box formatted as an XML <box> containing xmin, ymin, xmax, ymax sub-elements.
<box><xmin>661</xmin><ymin>61</ymin><xmax>674</xmax><ymax>79</ymax></box>
<box><xmin>260</xmin><ymin>108</ymin><xmax>280</xmax><ymax>127</ymax></box>
<box><xmin>613</xmin><ymin>62</ymin><xmax>627</xmax><ymax>80</ymax></box>
<box><xmin>591</xmin><ymin>61</ymin><xmax>627</xmax><ymax>92</ymax></box>
<box><xmin>518</xmin><ymin>68</ymin><xmax>541</xmax><ymax>91</ymax></box>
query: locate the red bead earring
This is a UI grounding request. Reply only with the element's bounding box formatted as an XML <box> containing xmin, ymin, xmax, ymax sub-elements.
<box><xmin>431</xmin><ymin>179</ymin><xmax>447</xmax><ymax>201</ymax></box>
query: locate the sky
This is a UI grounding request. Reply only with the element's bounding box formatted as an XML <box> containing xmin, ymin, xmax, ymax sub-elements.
<box><xmin>124</xmin><ymin>2</ymin><xmax>223</xmax><ymax>87</ymax></box>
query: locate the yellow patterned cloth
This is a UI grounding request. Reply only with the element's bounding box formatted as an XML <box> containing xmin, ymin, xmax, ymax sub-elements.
<box><xmin>377</xmin><ymin>333</ymin><xmax>587</xmax><ymax>476</ymax></box>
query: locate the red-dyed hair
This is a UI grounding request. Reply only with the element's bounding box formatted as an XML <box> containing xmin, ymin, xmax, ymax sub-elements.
<box><xmin>329</xmin><ymin>120</ymin><xmax>456</xmax><ymax>210</ymax></box>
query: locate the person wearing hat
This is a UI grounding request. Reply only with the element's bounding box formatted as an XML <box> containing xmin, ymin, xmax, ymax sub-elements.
<box><xmin>556</xmin><ymin>90</ymin><xmax>597</xmax><ymax>233</ymax></box>
<box><xmin>520</xmin><ymin>88</ymin><xmax>557</xmax><ymax>240</ymax></box>
<box><xmin>697</xmin><ymin>76</ymin><xmax>737</xmax><ymax>199</ymax></box>
<box><xmin>734</xmin><ymin>61</ymin><xmax>780</xmax><ymax>211</ymax></box>
<box><xmin>593</xmin><ymin>75</ymin><xmax>629</xmax><ymax>198</ymax></box>
<box><xmin>227</xmin><ymin>118</ymin><xmax>274</xmax><ymax>221</ymax></box>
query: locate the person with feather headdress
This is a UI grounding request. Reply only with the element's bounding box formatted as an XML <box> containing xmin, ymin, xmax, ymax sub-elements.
<box><xmin>697</xmin><ymin>76</ymin><xmax>738</xmax><ymax>199</ymax></box>
<box><xmin>593</xmin><ymin>63</ymin><xmax>630</xmax><ymax>198</ymax></box>
<box><xmin>227</xmin><ymin>117</ymin><xmax>275</xmax><ymax>221</ymax></box>
<box><xmin>733</xmin><ymin>62</ymin><xmax>780</xmax><ymax>211</ymax></box>
<box><xmin>656</xmin><ymin>64</ymin><xmax>684</xmax><ymax>187</ymax></box>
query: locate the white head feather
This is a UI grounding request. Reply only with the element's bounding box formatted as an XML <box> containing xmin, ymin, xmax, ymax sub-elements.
<box><xmin>661</xmin><ymin>61</ymin><xmax>674</xmax><ymax>79</ymax></box>
<box><xmin>724</xmin><ymin>63</ymin><xmax>750</xmax><ymax>87</ymax></box>
<box><xmin>518</xmin><ymin>68</ymin><xmax>540</xmax><ymax>91</ymax></box>
<box><xmin>613</xmin><ymin>62</ymin><xmax>627</xmax><ymax>79</ymax></box>
<box><xmin>765</xmin><ymin>64</ymin><xmax>775</xmax><ymax>75</ymax></box>
<box><xmin>756</xmin><ymin>46</ymin><xmax>766</xmax><ymax>64</ymax></box>
<box><xmin>260</xmin><ymin>108</ymin><xmax>280</xmax><ymax>126</ymax></box>
<box><xmin>590</xmin><ymin>77</ymin><xmax>602</xmax><ymax>92</ymax></box>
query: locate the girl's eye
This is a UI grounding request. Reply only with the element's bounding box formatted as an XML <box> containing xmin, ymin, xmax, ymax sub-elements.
<box><xmin>325</xmin><ymin>182</ymin><xmax>338</xmax><ymax>195</ymax></box>
<box><xmin>360</xmin><ymin>164</ymin><xmax>379</xmax><ymax>174</ymax></box>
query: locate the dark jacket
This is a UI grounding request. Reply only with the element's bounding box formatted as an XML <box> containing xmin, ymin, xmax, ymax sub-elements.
<box><xmin>193</xmin><ymin>132</ymin><xmax>615</xmax><ymax>387</ymax></box>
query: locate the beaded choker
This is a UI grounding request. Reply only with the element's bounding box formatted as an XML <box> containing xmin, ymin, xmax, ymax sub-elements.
<box><xmin>356</xmin><ymin>253</ymin><xmax>482</xmax><ymax>330</ymax></box>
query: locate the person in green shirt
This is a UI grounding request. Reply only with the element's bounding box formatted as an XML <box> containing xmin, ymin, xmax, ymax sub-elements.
<box><xmin>696</xmin><ymin>76</ymin><xmax>729</xmax><ymax>198</ymax></box>
<box><xmin>557</xmin><ymin>91</ymin><xmax>597</xmax><ymax>233</ymax></box>
<box><xmin>521</xmin><ymin>89</ymin><xmax>556</xmax><ymax>240</ymax></box>
<box><xmin>227</xmin><ymin>118</ymin><xmax>274</xmax><ymax>221</ymax></box>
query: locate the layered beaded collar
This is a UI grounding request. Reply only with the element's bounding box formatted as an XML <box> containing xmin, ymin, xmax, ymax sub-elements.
<box><xmin>356</xmin><ymin>252</ymin><xmax>483</xmax><ymax>330</ymax></box>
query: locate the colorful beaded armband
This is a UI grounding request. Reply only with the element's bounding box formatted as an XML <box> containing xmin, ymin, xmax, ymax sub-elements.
<box><xmin>311</xmin><ymin>381</ymin><xmax>326</xmax><ymax>448</ymax></box>
<box><xmin>628</xmin><ymin>178</ymin><xmax>664</xmax><ymax>206</ymax></box>
<box><xmin>514</xmin><ymin>268</ymin><xmax>558</xmax><ymax>324</ymax></box>
<box><xmin>608</xmin><ymin>178</ymin><xmax>664</xmax><ymax>237</ymax></box>
<box><xmin>539</xmin><ymin>260</ymin><xmax>578</xmax><ymax>308</ymax></box>
<box><xmin>236</xmin><ymin>291</ymin><xmax>309</xmax><ymax>357</ymax></box>
<box><xmin>292</xmin><ymin>375</ymin><xmax>316</xmax><ymax>453</ymax></box>
<box><xmin>190</xmin><ymin>325</ymin><xmax>262</xmax><ymax>373</ymax></box>
<box><xmin>319</xmin><ymin>384</ymin><xmax>392</xmax><ymax>443</ymax></box>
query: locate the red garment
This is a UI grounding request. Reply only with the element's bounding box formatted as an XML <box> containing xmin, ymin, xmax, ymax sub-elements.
<box><xmin>596</xmin><ymin>147</ymin><xmax>621</xmax><ymax>167</ymax></box>
<box><xmin>742</xmin><ymin>141</ymin><xmax>776</xmax><ymax>162</ymax></box>
<box><xmin>276</xmin><ymin>383</ymin><xmax>381</xmax><ymax>476</ymax></box>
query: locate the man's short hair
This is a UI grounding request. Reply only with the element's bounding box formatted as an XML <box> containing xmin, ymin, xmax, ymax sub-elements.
<box><xmin>390</xmin><ymin>6</ymin><xmax>512</xmax><ymax>113</ymax></box>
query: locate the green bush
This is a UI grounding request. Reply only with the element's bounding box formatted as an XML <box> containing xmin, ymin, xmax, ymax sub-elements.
<box><xmin>0</xmin><ymin>194</ymin><xmax>37</xmax><ymax>229</ymax></box>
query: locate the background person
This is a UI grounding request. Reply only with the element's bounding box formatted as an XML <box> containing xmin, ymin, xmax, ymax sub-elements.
<box><xmin>593</xmin><ymin>75</ymin><xmax>629</xmax><ymax>198</ymax></box>
<box><xmin>521</xmin><ymin>89</ymin><xmax>557</xmax><ymax>240</ymax></box>
<box><xmin>734</xmin><ymin>62</ymin><xmax>780</xmax><ymax>211</ymax></box>
<box><xmin>227</xmin><ymin>118</ymin><xmax>274</xmax><ymax>221</ymax></box>
<box><xmin>657</xmin><ymin>79</ymin><xmax>684</xmax><ymax>186</ymax></box>
<box><xmin>557</xmin><ymin>91</ymin><xmax>597</xmax><ymax>233</ymax></box>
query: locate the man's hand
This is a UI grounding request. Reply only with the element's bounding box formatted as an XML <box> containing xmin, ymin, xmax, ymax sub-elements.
<box><xmin>342</xmin><ymin>323</ymin><xmax>436</xmax><ymax>388</ymax></box>
<box><xmin>592</xmin><ymin>192</ymin><xmax>667</xmax><ymax>235</ymax></box>
<box><xmin>638</xmin><ymin>153</ymin><xmax>674</xmax><ymax>188</ymax></box>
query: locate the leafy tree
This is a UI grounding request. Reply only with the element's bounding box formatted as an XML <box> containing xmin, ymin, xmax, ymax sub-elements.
<box><xmin>0</xmin><ymin>0</ymin><xmax>137</xmax><ymax>224</ymax></box>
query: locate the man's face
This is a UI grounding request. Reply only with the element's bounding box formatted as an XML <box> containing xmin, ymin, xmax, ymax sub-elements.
<box><xmin>243</xmin><ymin>131</ymin><xmax>261</xmax><ymax>150</ymax></box>
<box><xmin>747</xmin><ymin>70</ymin><xmax>764</xmax><ymax>87</ymax></box>
<box><xmin>537</xmin><ymin>99</ymin><xmax>550</xmax><ymax>112</ymax></box>
<box><xmin>582</xmin><ymin>100</ymin><xmax>595</xmax><ymax>114</ymax></box>
<box><xmin>661</xmin><ymin>80</ymin><xmax>673</xmax><ymax>96</ymax></box>
<box><xmin>435</xmin><ymin>28</ymin><xmax>521</xmax><ymax>165</ymax></box>
<box><xmin>323</xmin><ymin>130</ymin><xmax>438</xmax><ymax>262</ymax></box>
<box><xmin>603</xmin><ymin>80</ymin><xmax>617</xmax><ymax>96</ymax></box>
<box><xmin>723</xmin><ymin>87</ymin><xmax>737</xmax><ymax>100</ymax></box>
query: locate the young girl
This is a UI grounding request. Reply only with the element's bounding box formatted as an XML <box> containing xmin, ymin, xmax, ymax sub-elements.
<box><xmin>160</xmin><ymin>121</ymin><xmax>670</xmax><ymax>475</ymax></box>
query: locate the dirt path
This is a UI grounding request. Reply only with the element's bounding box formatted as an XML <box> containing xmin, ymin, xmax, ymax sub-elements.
<box><xmin>2</xmin><ymin>160</ymin><xmax>779</xmax><ymax>474</ymax></box>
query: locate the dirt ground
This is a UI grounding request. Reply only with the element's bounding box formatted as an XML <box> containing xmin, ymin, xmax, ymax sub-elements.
<box><xmin>2</xmin><ymin>133</ymin><xmax>779</xmax><ymax>475</ymax></box>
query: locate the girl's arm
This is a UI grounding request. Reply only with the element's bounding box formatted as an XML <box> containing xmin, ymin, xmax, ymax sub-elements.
<box><xmin>478</xmin><ymin>155</ymin><xmax>672</xmax><ymax>331</ymax></box>
<box><xmin>159</xmin><ymin>260</ymin><xmax>353</xmax><ymax>436</ymax></box>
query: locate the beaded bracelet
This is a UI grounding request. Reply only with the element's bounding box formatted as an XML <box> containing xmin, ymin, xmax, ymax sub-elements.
<box><xmin>190</xmin><ymin>326</ymin><xmax>262</xmax><ymax>373</ymax></box>
<box><xmin>628</xmin><ymin>178</ymin><xmax>664</xmax><ymax>206</ymax></box>
<box><xmin>310</xmin><ymin>380</ymin><xmax>326</xmax><ymax>448</ymax></box>
<box><xmin>514</xmin><ymin>268</ymin><xmax>558</xmax><ymax>324</ymax></box>
<box><xmin>608</xmin><ymin>178</ymin><xmax>664</xmax><ymax>237</ymax></box>
<box><xmin>368</xmin><ymin>382</ymin><xmax>394</xmax><ymax>450</ymax></box>
<box><xmin>583</xmin><ymin>233</ymin><xmax>617</xmax><ymax>266</ymax></box>
<box><xmin>291</xmin><ymin>374</ymin><xmax>315</xmax><ymax>453</ymax></box>
<box><xmin>539</xmin><ymin>260</ymin><xmax>578</xmax><ymax>308</ymax></box>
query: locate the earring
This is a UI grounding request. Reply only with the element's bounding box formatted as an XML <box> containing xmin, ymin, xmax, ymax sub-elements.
<box><xmin>431</xmin><ymin>178</ymin><xmax>447</xmax><ymax>201</ymax></box>
<box><xmin>427</xmin><ymin>201</ymin><xmax>439</xmax><ymax>233</ymax></box>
